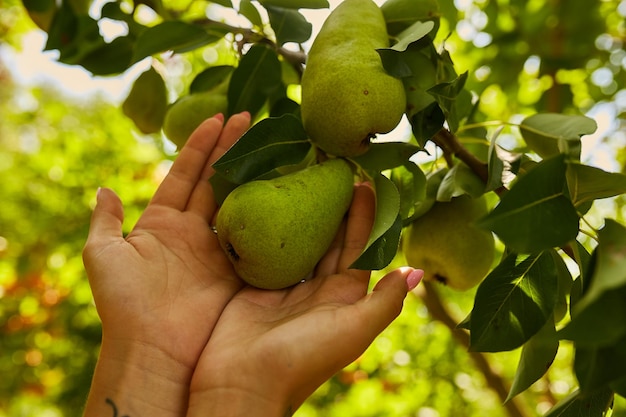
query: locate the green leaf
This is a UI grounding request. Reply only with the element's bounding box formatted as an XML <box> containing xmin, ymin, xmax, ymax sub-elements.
<box><xmin>351</xmin><ymin>142</ymin><xmax>422</xmax><ymax>173</ymax></box>
<box><xmin>351</xmin><ymin>215</ymin><xmax>403</xmax><ymax>271</ymax></box>
<box><xmin>190</xmin><ymin>65</ymin><xmax>234</xmax><ymax>94</ymax></box>
<box><xmin>401</xmin><ymin>47</ymin><xmax>438</xmax><ymax>117</ymax></box>
<box><xmin>573</xmin><ymin>219</ymin><xmax>626</xmax><ymax>311</ymax></box>
<box><xmin>520</xmin><ymin>113</ymin><xmax>597</xmax><ymax>160</ymax></box>
<box><xmin>469</xmin><ymin>251</ymin><xmax>558</xmax><ymax>352</ymax></box>
<box><xmin>209</xmin><ymin>172</ymin><xmax>239</xmax><ymax>206</ymax></box>
<box><xmin>212</xmin><ymin>114</ymin><xmax>311</xmax><ymax>184</ymax></box>
<box><xmin>132</xmin><ymin>21</ymin><xmax>224</xmax><ymax>62</ymax></box>
<box><xmin>266</xmin><ymin>6</ymin><xmax>312</xmax><ymax>45</ymax></box>
<box><xmin>381</xmin><ymin>0</ymin><xmax>440</xmax><ymax>36</ymax></box>
<box><xmin>506</xmin><ymin>319</ymin><xmax>559</xmax><ymax>402</ymax></box>
<box><xmin>409</xmin><ymin>102</ymin><xmax>445</xmax><ymax>147</ymax></box>
<box><xmin>228</xmin><ymin>43</ymin><xmax>283</xmax><ymax>116</ymax></box>
<box><xmin>79</xmin><ymin>36</ymin><xmax>134</xmax><ymax>75</ymax></box>
<box><xmin>257</xmin><ymin>0</ymin><xmax>329</xmax><ymax>9</ymax></box>
<box><xmin>477</xmin><ymin>155</ymin><xmax>579</xmax><ymax>254</ymax></box>
<box><xmin>390</xmin><ymin>163</ymin><xmax>427</xmax><ymax>223</ymax></box>
<box><xmin>239</xmin><ymin>0</ymin><xmax>263</xmax><ymax>27</ymax></box>
<box><xmin>543</xmin><ymin>387</ymin><xmax>613</xmax><ymax>417</ymax></box>
<box><xmin>558</xmin><ymin>220</ymin><xmax>626</xmax><ymax>347</ymax></box>
<box><xmin>351</xmin><ymin>174</ymin><xmax>401</xmax><ymax>270</ymax></box>
<box><xmin>567</xmin><ymin>163</ymin><xmax>626</xmax><ymax>209</ymax></box>
<box><xmin>100</xmin><ymin>2</ymin><xmax>147</xmax><ymax>37</ymax></box>
<box><xmin>558</xmin><ymin>285</ymin><xmax>626</xmax><ymax>347</ymax></box>
<box><xmin>391</xmin><ymin>21</ymin><xmax>436</xmax><ymax>52</ymax></box>
<box><xmin>427</xmin><ymin>72</ymin><xmax>469</xmax><ymax>133</ymax></box>
<box><xmin>377</xmin><ymin>21</ymin><xmax>435</xmax><ymax>77</ymax></box>
<box><xmin>575</xmin><ymin>335</ymin><xmax>626</xmax><ymax>394</ymax></box>
<box><xmin>552</xmin><ymin>250</ymin><xmax>573</xmax><ymax>323</ymax></box>
<box><xmin>436</xmin><ymin>162</ymin><xmax>485</xmax><ymax>200</ymax></box>
<box><xmin>486</xmin><ymin>127</ymin><xmax>505</xmax><ymax>192</ymax></box>
<box><xmin>46</xmin><ymin>6</ymin><xmax>103</xmax><ymax>63</ymax></box>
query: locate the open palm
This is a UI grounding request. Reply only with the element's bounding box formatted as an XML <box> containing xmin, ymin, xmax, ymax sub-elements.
<box><xmin>83</xmin><ymin>113</ymin><xmax>250</xmax><ymax>374</ymax></box>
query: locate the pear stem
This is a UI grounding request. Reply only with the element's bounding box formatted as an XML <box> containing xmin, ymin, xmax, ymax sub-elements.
<box><xmin>416</xmin><ymin>281</ymin><xmax>536</xmax><ymax>417</ymax></box>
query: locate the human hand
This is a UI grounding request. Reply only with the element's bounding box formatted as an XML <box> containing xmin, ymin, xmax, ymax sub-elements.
<box><xmin>186</xmin><ymin>183</ymin><xmax>424</xmax><ymax>417</ymax></box>
<box><xmin>82</xmin><ymin>112</ymin><xmax>251</xmax><ymax>417</ymax></box>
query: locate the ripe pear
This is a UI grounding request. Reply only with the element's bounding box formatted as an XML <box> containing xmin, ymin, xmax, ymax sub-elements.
<box><xmin>122</xmin><ymin>67</ymin><xmax>168</xmax><ymax>134</ymax></box>
<box><xmin>300</xmin><ymin>0</ymin><xmax>406</xmax><ymax>157</ymax></box>
<box><xmin>162</xmin><ymin>92</ymin><xmax>228</xmax><ymax>149</ymax></box>
<box><xmin>403</xmin><ymin>194</ymin><xmax>495</xmax><ymax>291</ymax></box>
<box><xmin>216</xmin><ymin>159</ymin><xmax>355</xmax><ymax>290</ymax></box>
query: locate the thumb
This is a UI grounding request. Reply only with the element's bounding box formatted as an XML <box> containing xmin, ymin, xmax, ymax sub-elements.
<box><xmin>356</xmin><ymin>267</ymin><xmax>424</xmax><ymax>339</ymax></box>
<box><xmin>84</xmin><ymin>187</ymin><xmax>124</xmax><ymax>250</ymax></box>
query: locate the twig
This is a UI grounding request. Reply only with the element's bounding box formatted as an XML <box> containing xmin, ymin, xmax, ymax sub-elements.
<box><xmin>431</xmin><ymin>128</ymin><xmax>489</xmax><ymax>183</ymax></box>
<box><xmin>415</xmin><ymin>281</ymin><xmax>532</xmax><ymax>417</ymax></box>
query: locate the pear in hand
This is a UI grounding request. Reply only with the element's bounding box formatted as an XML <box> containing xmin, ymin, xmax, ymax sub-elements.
<box><xmin>403</xmin><ymin>194</ymin><xmax>495</xmax><ymax>291</ymax></box>
<box><xmin>300</xmin><ymin>0</ymin><xmax>406</xmax><ymax>157</ymax></box>
<box><xmin>216</xmin><ymin>159</ymin><xmax>355</xmax><ymax>290</ymax></box>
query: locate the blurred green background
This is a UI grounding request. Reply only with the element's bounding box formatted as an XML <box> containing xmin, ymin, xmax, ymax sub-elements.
<box><xmin>1</xmin><ymin>0</ymin><xmax>626</xmax><ymax>415</ymax></box>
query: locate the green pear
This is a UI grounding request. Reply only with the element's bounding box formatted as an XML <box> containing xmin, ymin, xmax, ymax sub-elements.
<box><xmin>216</xmin><ymin>158</ymin><xmax>355</xmax><ymax>289</ymax></box>
<box><xmin>300</xmin><ymin>0</ymin><xmax>406</xmax><ymax>157</ymax></box>
<box><xmin>403</xmin><ymin>194</ymin><xmax>495</xmax><ymax>291</ymax></box>
<box><xmin>122</xmin><ymin>67</ymin><xmax>168</xmax><ymax>135</ymax></box>
<box><xmin>162</xmin><ymin>92</ymin><xmax>228</xmax><ymax>149</ymax></box>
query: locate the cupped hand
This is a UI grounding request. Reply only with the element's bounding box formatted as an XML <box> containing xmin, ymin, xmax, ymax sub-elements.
<box><xmin>187</xmin><ymin>183</ymin><xmax>424</xmax><ymax>417</ymax></box>
<box><xmin>82</xmin><ymin>112</ymin><xmax>251</xmax><ymax>416</ymax></box>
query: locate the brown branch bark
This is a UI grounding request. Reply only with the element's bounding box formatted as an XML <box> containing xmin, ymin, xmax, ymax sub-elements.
<box><xmin>415</xmin><ymin>281</ymin><xmax>533</xmax><ymax>417</ymax></box>
<box><xmin>432</xmin><ymin>128</ymin><xmax>489</xmax><ymax>183</ymax></box>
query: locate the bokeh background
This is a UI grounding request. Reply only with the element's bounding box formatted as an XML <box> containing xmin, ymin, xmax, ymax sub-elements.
<box><xmin>1</xmin><ymin>0</ymin><xmax>626</xmax><ymax>415</ymax></box>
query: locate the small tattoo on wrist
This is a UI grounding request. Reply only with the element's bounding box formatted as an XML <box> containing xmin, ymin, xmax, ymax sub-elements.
<box><xmin>105</xmin><ymin>398</ymin><xmax>130</xmax><ymax>417</ymax></box>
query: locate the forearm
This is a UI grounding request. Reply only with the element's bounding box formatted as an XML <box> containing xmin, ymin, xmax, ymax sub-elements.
<box><xmin>83</xmin><ymin>338</ymin><xmax>192</xmax><ymax>417</ymax></box>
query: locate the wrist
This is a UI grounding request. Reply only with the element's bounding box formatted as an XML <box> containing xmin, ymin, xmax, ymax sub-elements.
<box><xmin>187</xmin><ymin>387</ymin><xmax>293</xmax><ymax>417</ymax></box>
<box><xmin>83</xmin><ymin>337</ymin><xmax>192</xmax><ymax>417</ymax></box>
<box><xmin>187</xmin><ymin>358</ymin><xmax>296</xmax><ymax>417</ymax></box>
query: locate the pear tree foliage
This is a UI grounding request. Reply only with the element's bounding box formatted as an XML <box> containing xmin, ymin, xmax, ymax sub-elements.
<box><xmin>22</xmin><ymin>0</ymin><xmax>626</xmax><ymax>415</ymax></box>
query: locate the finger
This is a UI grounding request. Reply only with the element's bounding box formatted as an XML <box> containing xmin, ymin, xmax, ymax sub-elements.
<box><xmin>346</xmin><ymin>267</ymin><xmax>422</xmax><ymax>347</ymax></box>
<box><xmin>150</xmin><ymin>115</ymin><xmax>225</xmax><ymax>211</ymax></box>
<box><xmin>205</xmin><ymin>111</ymin><xmax>252</xmax><ymax>178</ymax></box>
<box><xmin>83</xmin><ymin>187</ymin><xmax>124</xmax><ymax>264</ymax></box>
<box><xmin>292</xmin><ymin>268</ymin><xmax>422</xmax><ymax>406</ymax></box>
<box><xmin>187</xmin><ymin>112</ymin><xmax>252</xmax><ymax>219</ymax></box>
<box><xmin>337</xmin><ymin>182</ymin><xmax>376</xmax><ymax>277</ymax></box>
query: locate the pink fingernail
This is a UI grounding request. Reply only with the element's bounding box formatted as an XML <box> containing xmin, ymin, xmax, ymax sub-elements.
<box><xmin>214</xmin><ymin>113</ymin><xmax>225</xmax><ymax>122</ymax></box>
<box><xmin>406</xmin><ymin>269</ymin><xmax>424</xmax><ymax>291</ymax></box>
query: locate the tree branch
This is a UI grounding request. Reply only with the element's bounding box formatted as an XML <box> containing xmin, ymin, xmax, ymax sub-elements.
<box><xmin>190</xmin><ymin>17</ymin><xmax>306</xmax><ymax>76</ymax></box>
<box><xmin>415</xmin><ymin>281</ymin><xmax>533</xmax><ymax>417</ymax></box>
<box><xmin>432</xmin><ymin>128</ymin><xmax>489</xmax><ymax>183</ymax></box>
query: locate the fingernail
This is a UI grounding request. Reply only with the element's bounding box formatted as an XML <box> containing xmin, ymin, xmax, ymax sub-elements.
<box><xmin>406</xmin><ymin>269</ymin><xmax>424</xmax><ymax>291</ymax></box>
<box><xmin>214</xmin><ymin>113</ymin><xmax>225</xmax><ymax>122</ymax></box>
<box><xmin>96</xmin><ymin>187</ymin><xmax>102</xmax><ymax>200</ymax></box>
